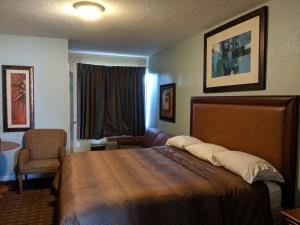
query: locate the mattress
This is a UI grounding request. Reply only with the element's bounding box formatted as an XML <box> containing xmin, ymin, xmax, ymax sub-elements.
<box><xmin>264</xmin><ymin>181</ymin><xmax>281</xmax><ymax>210</ymax></box>
<box><xmin>59</xmin><ymin>146</ymin><xmax>273</xmax><ymax>225</ymax></box>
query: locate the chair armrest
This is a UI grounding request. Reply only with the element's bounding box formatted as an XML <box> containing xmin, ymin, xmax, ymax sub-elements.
<box><xmin>59</xmin><ymin>147</ymin><xmax>66</xmax><ymax>162</ymax></box>
<box><xmin>108</xmin><ymin>136</ymin><xmax>143</xmax><ymax>146</ymax></box>
<box><xmin>18</xmin><ymin>149</ymin><xmax>30</xmax><ymax>173</ymax></box>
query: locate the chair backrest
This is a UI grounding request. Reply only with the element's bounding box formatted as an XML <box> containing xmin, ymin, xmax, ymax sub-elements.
<box><xmin>24</xmin><ymin>129</ymin><xmax>67</xmax><ymax>160</ymax></box>
<box><xmin>141</xmin><ymin>128</ymin><xmax>161</xmax><ymax>147</ymax></box>
<box><xmin>152</xmin><ymin>132</ymin><xmax>173</xmax><ymax>146</ymax></box>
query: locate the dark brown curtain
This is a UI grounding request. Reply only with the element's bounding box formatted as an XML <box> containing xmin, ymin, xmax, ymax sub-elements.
<box><xmin>77</xmin><ymin>64</ymin><xmax>106</xmax><ymax>139</ymax></box>
<box><xmin>77</xmin><ymin>63</ymin><xmax>146</xmax><ymax>139</ymax></box>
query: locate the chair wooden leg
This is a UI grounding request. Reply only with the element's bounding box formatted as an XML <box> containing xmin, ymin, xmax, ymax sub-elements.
<box><xmin>0</xmin><ymin>185</ymin><xmax>8</xmax><ymax>194</ymax></box>
<box><xmin>18</xmin><ymin>174</ymin><xmax>23</xmax><ymax>193</ymax></box>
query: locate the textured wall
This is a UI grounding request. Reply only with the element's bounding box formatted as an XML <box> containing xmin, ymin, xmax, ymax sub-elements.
<box><xmin>69</xmin><ymin>52</ymin><xmax>147</xmax><ymax>67</ymax></box>
<box><xmin>149</xmin><ymin>0</ymin><xmax>300</xmax><ymax>135</ymax></box>
<box><xmin>0</xmin><ymin>34</ymin><xmax>69</xmax><ymax>180</ymax></box>
<box><xmin>148</xmin><ymin>0</ymin><xmax>300</xmax><ymax>204</ymax></box>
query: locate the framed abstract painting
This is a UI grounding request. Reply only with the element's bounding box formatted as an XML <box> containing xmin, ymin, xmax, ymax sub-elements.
<box><xmin>203</xmin><ymin>6</ymin><xmax>268</xmax><ymax>93</ymax></box>
<box><xmin>160</xmin><ymin>83</ymin><xmax>175</xmax><ymax>123</ymax></box>
<box><xmin>2</xmin><ymin>65</ymin><xmax>34</xmax><ymax>132</ymax></box>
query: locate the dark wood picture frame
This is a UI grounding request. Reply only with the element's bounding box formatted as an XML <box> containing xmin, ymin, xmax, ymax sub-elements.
<box><xmin>203</xmin><ymin>6</ymin><xmax>268</xmax><ymax>93</ymax></box>
<box><xmin>2</xmin><ymin>65</ymin><xmax>34</xmax><ymax>132</ymax></box>
<box><xmin>159</xmin><ymin>83</ymin><xmax>176</xmax><ymax>123</ymax></box>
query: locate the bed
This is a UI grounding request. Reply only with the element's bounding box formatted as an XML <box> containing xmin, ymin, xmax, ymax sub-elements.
<box><xmin>59</xmin><ymin>96</ymin><xmax>298</xmax><ymax>225</ymax></box>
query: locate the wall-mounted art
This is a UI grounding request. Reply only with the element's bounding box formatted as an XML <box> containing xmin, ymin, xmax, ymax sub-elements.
<box><xmin>2</xmin><ymin>65</ymin><xmax>34</xmax><ymax>132</ymax></box>
<box><xmin>160</xmin><ymin>83</ymin><xmax>175</xmax><ymax>123</ymax></box>
<box><xmin>203</xmin><ymin>6</ymin><xmax>268</xmax><ymax>93</ymax></box>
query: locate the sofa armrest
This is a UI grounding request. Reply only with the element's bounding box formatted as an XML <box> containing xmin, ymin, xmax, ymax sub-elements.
<box><xmin>59</xmin><ymin>147</ymin><xmax>66</xmax><ymax>162</ymax></box>
<box><xmin>18</xmin><ymin>149</ymin><xmax>30</xmax><ymax>173</ymax></box>
<box><xmin>108</xmin><ymin>136</ymin><xmax>143</xmax><ymax>146</ymax></box>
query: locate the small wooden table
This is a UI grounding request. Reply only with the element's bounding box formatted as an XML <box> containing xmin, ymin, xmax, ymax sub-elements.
<box><xmin>0</xmin><ymin>141</ymin><xmax>20</xmax><ymax>199</ymax></box>
<box><xmin>281</xmin><ymin>208</ymin><xmax>300</xmax><ymax>225</ymax></box>
<box><xmin>0</xmin><ymin>142</ymin><xmax>20</xmax><ymax>152</ymax></box>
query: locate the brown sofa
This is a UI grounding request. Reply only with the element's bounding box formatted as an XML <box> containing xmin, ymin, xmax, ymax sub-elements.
<box><xmin>108</xmin><ymin>128</ymin><xmax>173</xmax><ymax>149</ymax></box>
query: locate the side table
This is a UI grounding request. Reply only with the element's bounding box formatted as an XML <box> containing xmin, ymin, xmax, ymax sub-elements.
<box><xmin>0</xmin><ymin>141</ymin><xmax>20</xmax><ymax>199</ymax></box>
<box><xmin>90</xmin><ymin>141</ymin><xmax>118</xmax><ymax>151</ymax></box>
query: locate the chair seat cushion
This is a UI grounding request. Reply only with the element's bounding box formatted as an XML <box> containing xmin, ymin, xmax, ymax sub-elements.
<box><xmin>22</xmin><ymin>159</ymin><xmax>60</xmax><ymax>174</ymax></box>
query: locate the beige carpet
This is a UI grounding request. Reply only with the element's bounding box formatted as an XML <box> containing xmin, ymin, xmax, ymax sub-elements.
<box><xmin>0</xmin><ymin>179</ymin><xmax>56</xmax><ymax>225</ymax></box>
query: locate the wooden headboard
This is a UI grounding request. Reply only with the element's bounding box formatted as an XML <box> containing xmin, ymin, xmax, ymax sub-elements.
<box><xmin>190</xmin><ymin>96</ymin><xmax>298</xmax><ymax>208</ymax></box>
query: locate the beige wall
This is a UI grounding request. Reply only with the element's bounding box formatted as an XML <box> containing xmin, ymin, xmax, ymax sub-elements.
<box><xmin>149</xmin><ymin>0</ymin><xmax>300</xmax><ymax>135</ymax></box>
<box><xmin>0</xmin><ymin>34</ymin><xmax>69</xmax><ymax>180</ymax></box>
<box><xmin>69</xmin><ymin>52</ymin><xmax>147</xmax><ymax>67</ymax></box>
<box><xmin>148</xmin><ymin>0</ymin><xmax>300</xmax><ymax>204</ymax></box>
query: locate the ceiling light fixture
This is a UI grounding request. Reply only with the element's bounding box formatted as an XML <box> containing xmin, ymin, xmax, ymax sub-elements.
<box><xmin>73</xmin><ymin>1</ymin><xmax>105</xmax><ymax>21</ymax></box>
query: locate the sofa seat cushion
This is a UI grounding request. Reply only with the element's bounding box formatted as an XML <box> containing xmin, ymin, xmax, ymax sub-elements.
<box><xmin>22</xmin><ymin>159</ymin><xmax>60</xmax><ymax>174</ymax></box>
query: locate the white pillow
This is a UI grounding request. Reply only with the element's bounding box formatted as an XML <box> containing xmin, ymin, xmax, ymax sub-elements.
<box><xmin>185</xmin><ymin>143</ymin><xmax>228</xmax><ymax>166</ymax></box>
<box><xmin>214</xmin><ymin>151</ymin><xmax>284</xmax><ymax>184</ymax></box>
<box><xmin>166</xmin><ymin>135</ymin><xmax>202</xmax><ymax>150</ymax></box>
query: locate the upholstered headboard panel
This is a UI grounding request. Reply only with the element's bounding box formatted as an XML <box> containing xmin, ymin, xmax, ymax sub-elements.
<box><xmin>190</xmin><ymin>96</ymin><xmax>298</xmax><ymax>208</ymax></box>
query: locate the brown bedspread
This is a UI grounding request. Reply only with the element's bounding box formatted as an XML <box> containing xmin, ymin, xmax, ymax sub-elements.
<box><xmin>59</xmin><ymin>146</ymin><xmax>272</xmax><ymax>225</ymax></box>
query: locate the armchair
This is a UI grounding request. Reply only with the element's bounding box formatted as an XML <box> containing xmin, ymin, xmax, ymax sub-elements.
<box><xmin>18</xmin><ymin>129</ymin><xmax>67</xmax><ymax>193</ymax></box>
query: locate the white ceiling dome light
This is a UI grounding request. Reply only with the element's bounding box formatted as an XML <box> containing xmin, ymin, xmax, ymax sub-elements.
<box><xmin>73</xmin><ymin>1</ymin><xmax>105</xmax><ymax>21</ymax></box>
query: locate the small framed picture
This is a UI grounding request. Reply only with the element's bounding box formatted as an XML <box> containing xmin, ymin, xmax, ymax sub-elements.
<box><xmin>203</xmin><ymin>6</ymin><xmax>268</xmax><ymax>93</ymax></box>
<box><xmin>2</xmin><ymin>65</ymin><xmax>34</xmax><ymax>132</ymax></box>
<box><xmin>160</xmin><ymin>83</ymin><xmax>175</xmax><ymax>122</ymax></box>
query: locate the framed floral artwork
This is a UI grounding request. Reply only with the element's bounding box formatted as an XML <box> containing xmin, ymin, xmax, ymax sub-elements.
<box><xmin>203</xmin><ymin>6</ymin><xmax>268</xmax><ymax>93</ymax></box>
<box><xmin>2</xmin><ymin>65</ymin><xmax>34</xmax><ymax>132</ymax></box>
<box><xmin>159</xmin><ymin>83</ymin><xmax>175</xmax><ymax>123</ymax></box>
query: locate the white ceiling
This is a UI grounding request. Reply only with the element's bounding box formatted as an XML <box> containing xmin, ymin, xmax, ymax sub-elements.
<box><xmin>0</xmin><ymin>0</ymin><xmax>268</xmax><ymax>56</ymax></box>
